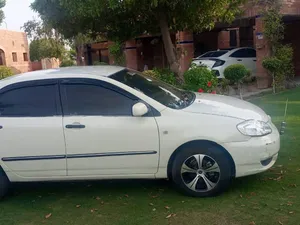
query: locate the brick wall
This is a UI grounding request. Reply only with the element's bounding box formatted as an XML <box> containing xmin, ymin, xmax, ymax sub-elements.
<box><xmin>0</xmin><ymin>29</ymin><xmax>31</xmax><ymax>73</ymax></box>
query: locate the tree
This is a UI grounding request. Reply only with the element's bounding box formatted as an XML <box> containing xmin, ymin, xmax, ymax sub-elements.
<box><xmin>23</xmin><ymin>19</ymin><xmax>66</xmax><ymax>61</ymax></box>
<box><xmin>0</xmin><ymin>0</ymin><xmax>5</xmax><ymax>25</ymax></box>
<box><xmin>32</xmin><ymin>0</ymin><xmax>244</xmax><ymax>81</ymax></box>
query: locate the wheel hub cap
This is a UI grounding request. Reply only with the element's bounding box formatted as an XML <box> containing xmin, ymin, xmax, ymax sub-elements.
<box><xmin>180</xmin><ymin>154</ymin><xmax>221</xmax><ymax>192</ymax></box>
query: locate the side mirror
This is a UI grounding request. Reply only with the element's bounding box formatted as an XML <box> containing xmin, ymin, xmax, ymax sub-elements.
<box><xmin>132</xmin><ymin>102</ymin><xmax>149</xmax><ymax>117</ymax></box>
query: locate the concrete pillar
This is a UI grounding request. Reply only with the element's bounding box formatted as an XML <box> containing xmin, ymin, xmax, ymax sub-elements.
<box><xmin>255</xmin><ymin>16</ymin><xmax>272</xmax><ymax>89</ymax></box>
<box><xmin>125</xmin><ymin>40</ymin><xmax>138</xmax><ymax>70</ymax></box>
<box><xmin>176</xmin><ymin>31</ymin><xmax>194</xmax><ymax>74</ymax></box>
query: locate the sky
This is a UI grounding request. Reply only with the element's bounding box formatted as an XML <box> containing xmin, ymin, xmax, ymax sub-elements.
<box><xmin>0</xmin><ymin>0</ymin><xmax>38</xmax><ymax>31</ymax></box>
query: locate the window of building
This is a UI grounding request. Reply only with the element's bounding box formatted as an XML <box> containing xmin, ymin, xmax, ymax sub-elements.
<box><xmin>23</xmin><ymin>53</ymin><xmax>28</xmax><ymax>61</ymax></box>
<box><xmin>12</xmin><ymin>52</ymin><xmax>17</xmax><ymax>62</ymax></box>
<box><xmin>0</xmin><ymin>85</ymin><xmax>58</xmax><ymax>117</ymax></box>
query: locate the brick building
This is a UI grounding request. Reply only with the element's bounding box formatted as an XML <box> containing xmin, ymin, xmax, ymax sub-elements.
<box><xmin>0</xmin><ymin>29</ymin><xmax>31</xmax><ymax>74</ymax></box>
<box><xmin>86</xmin><ymin>0</ymin><xmax>300</xmax><ymax>88</ymax></box>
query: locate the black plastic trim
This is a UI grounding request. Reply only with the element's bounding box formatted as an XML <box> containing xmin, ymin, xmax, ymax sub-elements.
<box><xmin>2</xmin><ymin>151</ymin><xmax>157</xmax><ymax>162</ymax></box>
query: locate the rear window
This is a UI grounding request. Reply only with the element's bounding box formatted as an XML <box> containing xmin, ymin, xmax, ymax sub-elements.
<box><xmin>198</xmin><ymin>51</ymin><xmax>228</xmax><ymax>58</ymax></box>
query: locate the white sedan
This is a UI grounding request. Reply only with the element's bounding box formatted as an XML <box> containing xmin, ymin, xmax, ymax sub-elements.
<box><xmin>192</xmin><ymin>47</ymin><xmax>257</xmax><ymax>78</ymax></box>
<box><xmin>0</xmin><ymin>66</ymin><xmax>279</xmax><ymax>198</ymax></box>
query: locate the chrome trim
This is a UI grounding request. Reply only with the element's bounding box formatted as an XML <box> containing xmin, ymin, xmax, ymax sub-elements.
<box><xmin>2</xmin><ymin>155</ymin><xmax>66</xmax><ymax>162</ymax></box>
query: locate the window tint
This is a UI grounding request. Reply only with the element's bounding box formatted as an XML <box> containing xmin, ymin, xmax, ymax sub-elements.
<box><xmin>0</xmin><ymin>85</ymin><xmax>58</xmax><ymax>117</ymax></box>
<box><xmin>199</xmin><ymin>50</ymin><xmax>228</xmax><ymax>58</ymax></box>
<box><xmin>230</xmin><ymin>49</ymin><xmax>249</xmax><ymax>58</ymax></box>
<box><xmin>247</xmin><ymin>49</ymin><xmax>256</xmax><ymax>58</ymax></box>
<box><xmin>62</xmin><ymin>83</ymin><xmax>135</xmax><ymax>116</ymax></box>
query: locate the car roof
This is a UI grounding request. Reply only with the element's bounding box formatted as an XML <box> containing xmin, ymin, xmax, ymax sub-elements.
<box><xmin>1</xmin><ymin>66</ymin><xmax>125</xmax><ymax>84</ymax></box>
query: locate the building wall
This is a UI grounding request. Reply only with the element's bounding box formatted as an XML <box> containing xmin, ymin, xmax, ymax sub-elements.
<box><xmin>0</xmin><ymin>29</ymin><xmax>31</xmax><ymax>73</ymax></box>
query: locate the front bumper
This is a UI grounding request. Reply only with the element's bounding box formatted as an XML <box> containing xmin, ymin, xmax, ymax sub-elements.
<box><xmin>223</xmin><ymin>122</ymin><xmax>280</xmax><ymax>178</ymax></box>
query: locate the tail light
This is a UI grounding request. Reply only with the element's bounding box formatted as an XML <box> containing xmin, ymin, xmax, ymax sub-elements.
<box><xmin>211</xmin><ymin>59</ymin><xmax>225</xmax><ymax>68</ymax></box>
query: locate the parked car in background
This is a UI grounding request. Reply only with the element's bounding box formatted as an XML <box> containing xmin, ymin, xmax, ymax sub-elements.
<box><xmin>191</xmin><ymin>47</ymin><xmax>257</xmax><ymax>78</ymax></box>
<box><xmin>0</xmin><ymin>66</ymin><xmax>279</xmax><ymax>199</ymax></box>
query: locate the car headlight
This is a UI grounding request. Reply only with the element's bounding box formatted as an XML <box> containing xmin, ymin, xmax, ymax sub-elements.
<box><xmin>237</xmin><ymin>120</ymin><xmax>272</xmax><ymax>137</ymax></box>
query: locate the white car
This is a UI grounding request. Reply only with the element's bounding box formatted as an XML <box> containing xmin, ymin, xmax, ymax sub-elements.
<box><xmin>0</xmin><ymin>66</ymin><xmax>279</xmax><ymax>198</ymax></box>
<box><xmin>192</xmin><ymin>47</ymin><xmax>257</xmax><ymax>78</ymax></box>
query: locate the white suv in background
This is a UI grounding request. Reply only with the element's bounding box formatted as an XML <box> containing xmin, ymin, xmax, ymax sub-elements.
<box><xmin>191</xmin><ymin>47</ymin><xmax>257</xmax><ymax>78</ymax></box>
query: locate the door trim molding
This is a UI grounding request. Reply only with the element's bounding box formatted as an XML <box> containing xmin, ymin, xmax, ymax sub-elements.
<box><xmin>1</xmin><ymin>151</ymin><xmax>157</xmax><ymax>162</ymax></box>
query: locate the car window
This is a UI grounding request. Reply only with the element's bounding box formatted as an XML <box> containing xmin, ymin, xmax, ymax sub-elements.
<box><xmin>62</xmin><ymin>83</ymin><xmax>135</xmax><ymax>116</ymax></box>
<box><xmin>0</xmin><ymin>85</ymin><xmax>58</xmax><ymax>117</ymax></box>
<box><xmin>247</xmin><ymin>49</ymin><xmax>256</xmax><ymax>58</ymax></box>
<box><xmin>199</xmin><ymin>50</ymin><xmax>228</xmax><ymax>58</ymax></box>
<box><xmin>229</xmin><ymin>49</ymin><xmax>249</xmax><ymax>58</ymax></box>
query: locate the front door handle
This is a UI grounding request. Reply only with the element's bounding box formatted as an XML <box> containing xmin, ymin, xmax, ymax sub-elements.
<box><xmin>66</xmin><ymin>124</ymin><xmax>85</xmax><ymax>129</ymax></box>
<box><xmin>253</xmin><ymin>59</ymin><xmax>257</xmax><ymax>62</ymax></box>
<box><xmin>237</xmin><ymin>59</ymin><xmax>242</xmax><ymax>61</ymax></box>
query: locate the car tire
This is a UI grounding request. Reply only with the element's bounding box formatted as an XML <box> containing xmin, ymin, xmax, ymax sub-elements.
<box><xmin>0</xmin><ymin>167</ymin><xmax>9</xmax><ymax>199</ymax></box>
<box><xmin>171</xmin><ymin>144</ymin><xmax>232</xmax><ymax>197</ymax></box>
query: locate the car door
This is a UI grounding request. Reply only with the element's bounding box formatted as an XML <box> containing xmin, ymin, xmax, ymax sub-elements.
<box><xmin>229</xmin><ymin>48</ymin><xmax>253</xmax><ymax>71</ymax></box>
<box><xmin>60</xmin><ymin>78</ymin><xmax>160</xmax><ymax>176</ymax></box>
<box><xmin>0</xmin><ymin>79</ymin><xmax>67</xmax><ymax>178</ymax></box>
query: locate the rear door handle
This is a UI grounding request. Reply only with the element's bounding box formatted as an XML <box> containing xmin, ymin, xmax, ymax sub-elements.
<box><xmin>237</xmin><ymin>59</ymin><xmax>242</xmax><ymax>61</ymax></box>
<box><xmin>253</xmin><ymin>59</ymin><xmax>257</xmax><ymax>62</ymax></box>
<box><xmin>66</xmin><ymin>124</ymin><xmax>85</xmax><ymax>129</ymax></box>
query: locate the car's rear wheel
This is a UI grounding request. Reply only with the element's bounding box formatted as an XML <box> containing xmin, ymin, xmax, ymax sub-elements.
<box><xmin>171</xmin><ymin>145</ymin><xmax>232</xmax><ymax>197</ymax></box>
<box><xmin>0</xmin><ymin>168</ymin><xmax>9</xmax><ymax>199</ymax></box>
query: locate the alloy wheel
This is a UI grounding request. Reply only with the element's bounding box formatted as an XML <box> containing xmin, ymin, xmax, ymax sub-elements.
<box><xmin>180</xmin><ymin>154</ymin><xmax>221</xmax><ymax>192</ymax></box>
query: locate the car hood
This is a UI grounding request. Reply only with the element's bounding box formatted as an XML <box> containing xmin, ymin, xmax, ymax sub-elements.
<box><xmin>183</xmin><ymin>93</ymin><xmax>269</xmax><ymax>121</ymax></box>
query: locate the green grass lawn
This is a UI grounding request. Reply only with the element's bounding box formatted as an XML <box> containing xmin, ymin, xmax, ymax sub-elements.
<box><xmin>1</xmin><ymin>88</ymin><xmax>300</xmax><ymax>225</ymax></box>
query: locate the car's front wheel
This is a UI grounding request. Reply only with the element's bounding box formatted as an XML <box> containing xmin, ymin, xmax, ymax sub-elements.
<box><xmin>0</xmin><ymin>168</ymin><xmax>9</xmax><ymax>199</ymax></box>
<box><xmin>171</xmin><ymin>145</ymin><xmax>233</xmax><ymax>197</ymax></box>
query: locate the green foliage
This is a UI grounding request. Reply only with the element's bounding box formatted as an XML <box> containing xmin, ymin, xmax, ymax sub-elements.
<box><xmin>224</xmin><ymin>64</ymin><xmax>249</xmax><ymax>83</ymax></box>
<box><xmin>262</xmin><ymin>57</ymin><xmax>282</xmax><ymax>74</ymax></box>
<box><xmin>263</xmin><ymin>4</ymin><xmax>284</xmax><ymax>52</ymax></box>
<box><xmin>183</xmin><ymin>65</ymin><xmax>217</xmax><ymax>92</ymax></box>
<box><xmin>0</xmin><ymin>0</ymin><xmax>5</xmax><ymax>25</ymax></box>
<box><xmin>108</xmin><ymin>42</ymin><xmax>125</xmax><ymax>66</ymax></box>
<box><xmin>275</xmin><ymin>45</ymin><xmax>294</xmax><ymax>79</ymax></box>
<box><xmin>143</xmin><ymin>68</ymin><xmax>177</xmax><ymax>86</ymax></box>
<box><xmin>0</xmin><ymin>66</ymin><xmax>13</xmax><ymax>80</ymax></box>
<box><xmin>93</xmin><ymin>61</ymin><xmax>108</xmax><ymax>65</ymax></box>
<box><xmin>60</xmin><ymin>59</ymin><xmax>75</xmax><ymax>67</ymax></box>
<box><xmin>30</xmin><ymin>38</ymin><xmax>65</xmax><ymax>61</ymax></box>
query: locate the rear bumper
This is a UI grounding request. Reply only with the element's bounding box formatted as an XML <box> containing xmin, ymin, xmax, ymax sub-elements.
<box><xmin>223</xmin><ymin>122</ymin><xmax>280</xmax><ymax>177</ymax></box>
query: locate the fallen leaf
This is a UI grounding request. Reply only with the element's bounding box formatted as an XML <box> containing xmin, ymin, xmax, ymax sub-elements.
<box><xmin>277</xmin><ymin>165</ymin><xmax>283</xmax><ymax>168</ymax></box>
<box><xmin>45</xmin><ymin>213</ymin><xmax>52</xmax><ymax>219</ymax></box>
<box><xmin>149</xmin><ymin>203</ymin><xmax>154</xmax><ymax>206</ymax></box>
<box><xmin>240</xmin><ymin>194</ymin><xmax>243</xmax><ymax>198</ymax></box>
<box><xmin>282</xmin><ymin>187</ymin><xmax>286</xmax><ymax>191</ymax></box>
<box><xmin>181</xmin><ymin>201</ymin><xmax>185</xmax><ymax>203</ymax></box>
<box><xmin>249</xmin><ymin>221</ymin><xmax>256</xmax><ymax>225</ymax></box>
<box><xmin>124</xmin><ymin>194</ymin><xmax>129</xmax><ymax>198</ymax></box>
<box><xmin>289</xmin><ymin>211</ymin><xmax>294</xmax><ymax>214</ymax></box>
<box><xmin>151</xmin><ymin>195</ymin><xmax>158</xmax><ymax>198</ymax></box>
<box><xmin>101</xmin><ymin>201</ymin><xmax>105</xmax><ymax>204</ymax></box>
<box><xmin>152</xmin><ymin>208</ymin><xmax>156</xmax><ymax>212</ymax></box>
<box><xmin>289</xmin><ymin>184</ymin><xmax>297</xmax><ymax>188</ymax></box>
<box><xmin>76</xmin><ymin>205</ymin><xmax>81</xmax><ymax>208</ymax></box>
<box><xmin>95</xmin><ymin>196</ymin><xmax>101</xmax><ymax>200</ymax></box>
<box><xmin>275</xmin><ymin>176</ymin><xmax>283</xmax><ymax>181</ymax></box>
<box><xmin>296</xmin><ymin>169</ymin><xmax>300</xmax><ymax>172</ymax></box>
<box><xmin>250</xmin><ymin>192</ymin><xmax>256</xmax><ymax>196</ymax></box>
<box><xmin>278</xmin><ymin>221</ymin><xmax>283</xmax><ymax>225</ymax></box>
<box><xmin>166</xmin><ymin>214</ymin><xmax>172</xmax><ymax>219</ymax></box>
<box><xmin>90</xmin><ymin>209</ymin><xmax>97</xmax><ymax>213</ymax></box>
<box><xmin>165</xmin><ymin>206</ymin><xmax>170</xmax><ymax>210</ymax></box>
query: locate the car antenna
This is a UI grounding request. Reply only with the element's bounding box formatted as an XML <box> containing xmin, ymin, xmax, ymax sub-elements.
<box><xmin>280</xmin><ymin>98</ymin><xmax>288</xmax><ymax>135</ymax></box>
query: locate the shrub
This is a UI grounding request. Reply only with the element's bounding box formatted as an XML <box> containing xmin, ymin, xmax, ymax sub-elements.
<box><xmin>274</xmin><ymin>45</ymin><xmax>294</xmax><ymax>79</ymax></box>
<box><xmin>93</xmin><ymin>61</ymin><xmax>108</xmax><ymax>65</ymax></box>
<box><xmin>60</xmin><ymin>59</ymin><xmax>75</xmax><ymax>67</ymax></box>
<box><xmin>143</xmin><ymin>68</ymin><xmax>177</xmax><ymax>86</ymax></box>
<box><xmin>0</xmin><ymin>66</ymin><xmax>14</xmax><ymax>80</ymax></box>
<box><xmin>224</xmin><ymin>64</ymin><xmax>249</xmax><ymax>83</ymax></box>
<box><xmin>183</xmin><ymin>65</ymin><xmax>217</xmax><ymax>92</ymax></box>
<box><xmin>224</xmin><ymin>64</ymin><xmax>249</xmax><ymax>99</ymax></box>
<box><xmin>262</xmin><ymin>57</ymin><xmax>283</xmax><ymax>93</ymax></box>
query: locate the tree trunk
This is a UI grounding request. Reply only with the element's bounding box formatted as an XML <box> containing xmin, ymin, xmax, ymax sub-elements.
<box><xmin>158</xmin><ymin>11</ymin><xmax>183</xmax><ymax>83</ymax></box>
<box><xmin>238</xmin><ymin>82</ymin><xmax>243</xmax><ymax>100</ymax></box>
<box><xmin>76</xmin><ymin>45</ymin><xmax>85</xmax><ymax>66</ymax></box>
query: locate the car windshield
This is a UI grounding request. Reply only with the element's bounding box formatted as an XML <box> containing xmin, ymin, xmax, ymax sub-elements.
<box><xmin>110</xmin><ymin>69</ymin><xmax>195</xmax><ymax>109</ymax></box>
<box><xmin>198</xmin><ymin>50</ymin><xmax>228</xmax><ymax>58</ymax></box>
